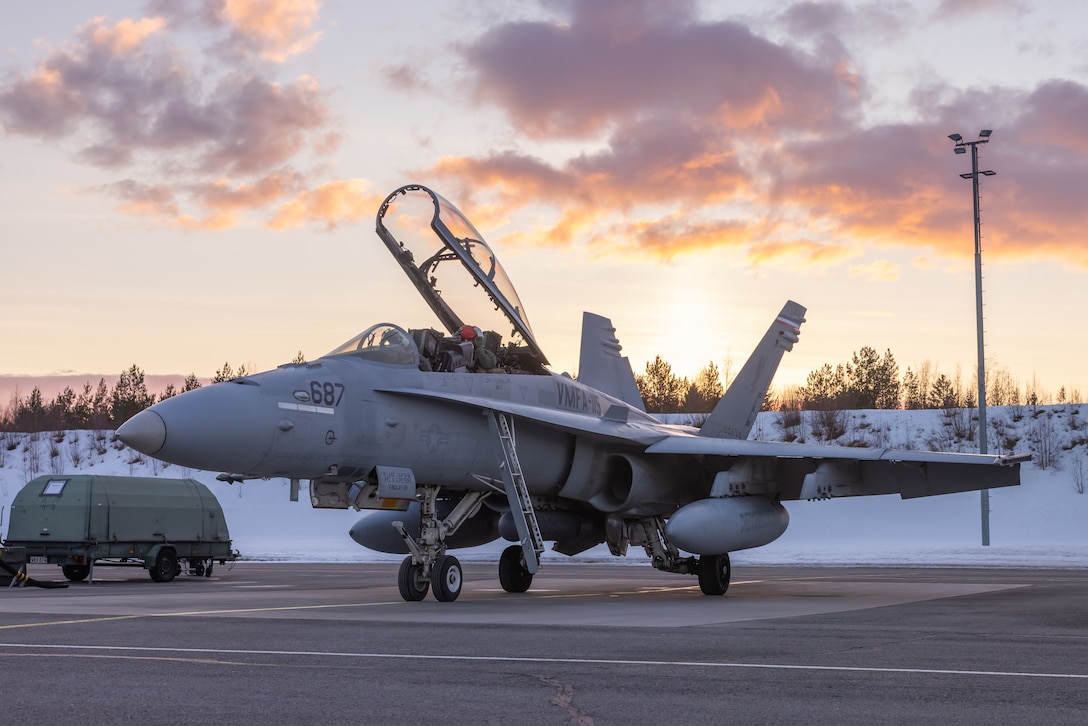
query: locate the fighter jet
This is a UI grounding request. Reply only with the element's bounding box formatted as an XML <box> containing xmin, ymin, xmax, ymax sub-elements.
<box><xmin>119</xmin><ymin>184</ymin><xmax>1027</xmax><ymax>602</ymax></box>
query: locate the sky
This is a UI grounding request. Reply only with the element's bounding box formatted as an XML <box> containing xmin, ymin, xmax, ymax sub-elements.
<box><xmin>2</xmin><ymin>0</ymin><xmax>1087</xmax><ymax>400</ymax></box>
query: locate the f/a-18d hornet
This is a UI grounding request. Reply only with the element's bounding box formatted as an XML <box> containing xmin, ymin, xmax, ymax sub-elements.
<box><xmin>119</xmin><ymin>184</ymin><xmax>1027</xmax><ymax>602</ymax></box>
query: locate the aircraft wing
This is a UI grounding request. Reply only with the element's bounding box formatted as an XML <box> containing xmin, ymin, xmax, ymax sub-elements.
<box><xmin>646</xmin><ymin>435</ymin><xmax>1028</xmax><ymax>500</ymax></box>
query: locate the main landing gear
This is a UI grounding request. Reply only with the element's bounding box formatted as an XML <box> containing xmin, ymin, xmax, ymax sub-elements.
<box><xmin>630</xmin><ymin>517</ymin><xmax>732</xmax><ymax>596</ymax></box>
<box><xmin>498</xmin><ymin>545</ymin><xmax>533</xmax><ymax>593</ymax></box>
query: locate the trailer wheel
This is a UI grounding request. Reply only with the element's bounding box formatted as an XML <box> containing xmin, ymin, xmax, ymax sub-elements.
<box><xmin>62</xmin><ymin>564</ymin><xmax>90</xmax><ymax>582</ymax></box>
<box><xmin>149</xmin><ymin>549</ymin><xmax>178</xmax><ymax>582</ymax></box>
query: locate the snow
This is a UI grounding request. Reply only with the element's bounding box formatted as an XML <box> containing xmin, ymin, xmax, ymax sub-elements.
<box><xmin>1</xmin><ymin>405</ymin><xmax>1085</xmax><ymax>568</ymax></box>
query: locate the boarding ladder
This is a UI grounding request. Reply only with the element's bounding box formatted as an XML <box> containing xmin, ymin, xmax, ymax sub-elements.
<box><xmin>487</xmin><ymin>410</ymin><xmax>544</xmax><ymax>574</ymax></box>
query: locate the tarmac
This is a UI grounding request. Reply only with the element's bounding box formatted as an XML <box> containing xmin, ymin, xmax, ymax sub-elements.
<box><xmin>1</xmin><ymin>561</ymin><xmax>1086</xmax><ymax>724</ymax></box>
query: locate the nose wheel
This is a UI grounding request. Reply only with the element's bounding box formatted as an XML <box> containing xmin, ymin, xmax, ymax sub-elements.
<box><xmin>431</xmin><ymin>555</ymin><xmax>462</xmax><ymax>601</ymax></box>
<box><xmin>398</xmin><ymin>557</ymin><xmax>430</xmax><ymax>601</ymax></box>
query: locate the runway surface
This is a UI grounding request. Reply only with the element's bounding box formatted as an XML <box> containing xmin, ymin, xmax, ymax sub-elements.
<box><xmin>1</xmin><ymin>561</ymin><xmax>1086</xmax><ymax>724</ymax></box>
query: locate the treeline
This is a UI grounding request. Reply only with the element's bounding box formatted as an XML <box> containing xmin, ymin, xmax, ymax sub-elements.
<box><xmin>635</xmin><ymin>346</ymin><xmax>1082</xmax><ymax>414</ymax></box>
<box><xmin>3</xmin><ymin>349</ymin><xmax>1080</xmax><ymax>431</ymax></box>
<box><xmin>0</xmin><ymin>362</ymin><xmax>252</xmax><ymax>433</ymax></box>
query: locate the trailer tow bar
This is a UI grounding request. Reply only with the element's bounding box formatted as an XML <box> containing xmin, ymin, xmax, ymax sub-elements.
<box><xmin>0</xmin><ymin>551</ymin><xmax>68</xmax><ymax>589</ymax></box>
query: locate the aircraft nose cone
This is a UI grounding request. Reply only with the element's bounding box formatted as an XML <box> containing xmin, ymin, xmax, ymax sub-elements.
<box><xmin>117</xmin><ymin>409</ymin><xmax>167</xmax><ymax>455</ymax></box>
<box><xmin>123</xmin><ymin>380</ymin><xmax>274</xmax><ymax>474</ymax></box>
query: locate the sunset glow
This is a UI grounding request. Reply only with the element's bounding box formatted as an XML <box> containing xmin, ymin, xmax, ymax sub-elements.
<box><xmin>2</xmin><ymin>1</ymin><xmax>1086</xmax><ymax>401</ymax></box>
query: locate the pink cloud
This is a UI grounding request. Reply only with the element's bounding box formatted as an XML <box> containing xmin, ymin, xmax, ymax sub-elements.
<box><xmin>147</xmin><ymin>0</ymin><xmax>321</xmax><ymax>62</ymax></box>
<box><xmin>463</xmin><ymin>0</ymin><xmax>857</xmax><ymax>140</ymax></box>
<box><xmin>414</xmin><ymin>2</ymin><xmax>1088</xmax><ymax>267</ymax></box>
<box><xmin>0</xmin><ymin>8</ymin><xmax>346</xmax><ymax>231</ymax></box>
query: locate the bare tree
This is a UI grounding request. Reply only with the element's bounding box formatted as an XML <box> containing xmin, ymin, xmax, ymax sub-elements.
<box><xmin>1070</xmin><ymin>455</ymin><xmax>1085</xmax><ymax>495</ymax></box>
<box><xmin>1029</xmin><ymin>411</ymin><xmax>1059</xmax><ymax>470</ymax></box>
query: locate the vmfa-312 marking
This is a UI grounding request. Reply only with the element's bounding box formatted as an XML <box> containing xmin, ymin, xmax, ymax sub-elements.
<box><xmin>119</xmin><ymin>184</ymin><xmax>1027</xmax><ymax>603</ymax></box>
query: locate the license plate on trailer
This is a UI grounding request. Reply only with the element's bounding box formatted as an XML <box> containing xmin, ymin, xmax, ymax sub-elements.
<box><xmin>29</xmin><ymin>556</ymin><xmax>48</xmax><ymax>564</ymax></box>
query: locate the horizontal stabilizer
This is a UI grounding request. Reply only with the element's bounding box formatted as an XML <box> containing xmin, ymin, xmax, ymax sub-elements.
<box><xmin>577</xmin><ymin>312</ymin><xmax>645</xmax><ymax>412</ymax></box>
<box><xmin>700</xmin><ymin>301</ymin><xmax>806</xmax><ymax>440</ymax></box>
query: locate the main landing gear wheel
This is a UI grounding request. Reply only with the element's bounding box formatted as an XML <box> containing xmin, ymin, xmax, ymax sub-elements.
<box><xmin>431</xmin><ymin>555</ymin><xmax>463</xmax><ymax>602</ymax></box>
<box><xmin>697</xmin><ymin>553</ymin><xmax>731</xmax><ymax>596</ymax></box>
<box><xmin>398</xmin><ymin>557</ymin><xmax>430</xmax><ymax>601</ymax></box>
<box><xmin>498</xmin><ymin>545</ymin><xmax>533</xmax><ymax>593</ymax></box>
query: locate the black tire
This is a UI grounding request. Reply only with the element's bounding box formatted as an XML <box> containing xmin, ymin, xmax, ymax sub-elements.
<box><xmin>431</xmin><ymin>555</ymin><xmax>463</xmax><ymax>602</ymax></box>
<box><xmin>498</xmin><ymin>545</ymin><xmax>533</xmax><ymax>593</ymax></box>
<box><xmin>149</xmin><ymin>549</ymin><xmax>178</xmax><ymax>583</ymax></box>
<box><xmin>62</xmin><ymin>564</ymin><xmax>90</xmax><ymax>582</ymax></box>
<box><xmin>397</xmin><ymin>557</ymin><xmax>429</xmax><ymax>601</ymax></box>
<box><xmin>697</xmin><ymin>553</ymin><xmax>731</xmax><ymax>596</ymax></box>
<box><xmin>191</xmin><ymin>560</ymin><xmax>206</xmax><ymax>577</ymax></box>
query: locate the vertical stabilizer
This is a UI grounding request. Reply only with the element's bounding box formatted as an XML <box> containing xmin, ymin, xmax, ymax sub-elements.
<box><xmin>699</xmin><ymin>301</ymin><xmax>806</xmax><ymax>439</ymax></box>
<box><xmin>577</xmin><ymin>312</ymin><xmax>646</xmax><ymax>412</ymax></box>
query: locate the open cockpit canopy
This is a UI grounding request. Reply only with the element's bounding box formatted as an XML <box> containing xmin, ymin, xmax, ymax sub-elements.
<box><xmin>375</xmin><ymin>185</ymin><xmax>548</xmax><ymax>367</ymax></box>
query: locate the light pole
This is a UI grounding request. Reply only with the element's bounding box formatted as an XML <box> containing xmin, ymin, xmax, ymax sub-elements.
<box><xmin>948</xmin><ymin>129</ymin><xmax>996</xmax><ymax>546</ymax></box>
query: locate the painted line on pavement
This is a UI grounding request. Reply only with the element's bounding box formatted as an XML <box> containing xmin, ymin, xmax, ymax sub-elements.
<box><xmin>0</xmin><ymin>643</ymin><xmax>1085</xmax><ymax>680</ymax></box>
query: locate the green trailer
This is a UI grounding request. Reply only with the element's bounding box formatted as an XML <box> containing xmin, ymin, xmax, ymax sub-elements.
<box><xmin>3</xmin><ymin>475</ymin><xmax>237</xmax><ymax>583</ymax></box>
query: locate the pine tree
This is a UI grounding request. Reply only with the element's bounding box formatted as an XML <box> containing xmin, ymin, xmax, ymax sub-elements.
<box><xmin>50</xmin><ymin>386</ymin><xmax>76</xmax><ymax>429</ymax></box>
<box><xmin>801</xmin><ymin>363</ymin><xmax>847</xmax><ymax>410</ymax></box>
<box><xmin>71</xmin><ymin>383</ymin><xmax>94</xmax><ymax>429</ymax></box>
<box><xmin>14</xmin><ymin>388</ymin><xmax>46</xmax><ymax>431</ymax></box>
<box><xmin>90</xmin><ymin>379</ymin><xmax>111</xmax><ymax>429</ymax></box>
<box><xmin>929</xmin><ymin>374</ymin><xmax>958</xmax><ymax>409</ymax></box>
<box><xmin>110</xmin><ymin>365</ymin><xmax>156</xmax><ymax>426</ymax></box>
<box><xmin>212</xmin><ymin>362</ymin><xmax>235</xmax><ymax>384</ymax></box>
<box><xmin>685</xmin><ymin>361</ymin><xmax>724</xmax><ymax>412</ymax></box>
<box><xmin>636</xmin><ymin>355</ymin><xmax>686</xmax><ymax>413</ymax></box>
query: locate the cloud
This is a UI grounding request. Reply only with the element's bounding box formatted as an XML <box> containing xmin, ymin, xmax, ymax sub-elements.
<box><xmin>0</xmin><ymin>8</ymin><xmax>349</xmax><ymax>231</ymax></box>
<box><xmin>218</xmin><ymin>0</ymin><xmax>322</xmax><ymax>62</ymax></box>
<box><xmin>933</xmin><ymin>0</ymin><xmax>1024</xmax><ymax>18</ymax></box>
<box><xmin>108</xmin><ymin>179</ymin><xmax>181</xmax><ymax>219</ymax></box>
<box><xmin>849</xmin><ymin>260</ymin><xmax>900</xmax><ymax>282</ymax></box>
<box><xmin>463</xmin><ymin>0</ymin><xmax>857</xmax><ymax>140</ymax></box>
<box><xmin>147</xmin><ymin>0</ymin><xmax>322</xmax><ymax>62</ymax></box>
<box><xmin>0</xmin><ymin>16</ymin><xmax>332</xmax><ymax>174</ymax></box>
<box><xmin>269</xmin><ymin>179</ymin><xmax>383</xmax><ymax>230</ymax></box>
<box><xmin>423</xmin><ymin>0</ymin><xmax>863</xmax><ymax>260</ymax></box>
<box><xmin>412</xmin><ymin>1</ymin><xmax>1088</xmax><ymax>268</ymax></box>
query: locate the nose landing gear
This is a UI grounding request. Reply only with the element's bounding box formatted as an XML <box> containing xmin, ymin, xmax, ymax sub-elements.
<box><xmin>392</xmin><ymin>485</ymin><xmax>487</xmax><ymax>602</ymax></box>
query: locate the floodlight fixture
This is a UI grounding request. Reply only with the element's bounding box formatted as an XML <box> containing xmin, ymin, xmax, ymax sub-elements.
<box><xmin>979</xmin><ymin>129</ymin><xmax>992</xmax><ymax>137</ymax></box>
<box><xmin>955</xmin><ymin>147</ymin><xmax>967</xmax><ymax>154</ymax></box>
<box><xmin>948</xmin><ymin>133</ymin><xmax>963</xmax><ymax>141</ymax></box>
